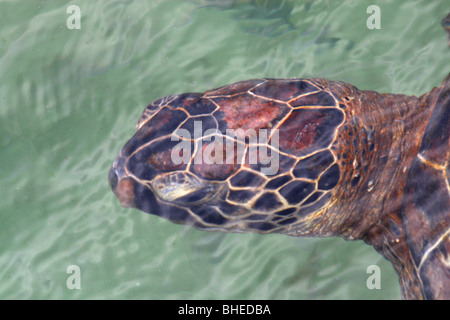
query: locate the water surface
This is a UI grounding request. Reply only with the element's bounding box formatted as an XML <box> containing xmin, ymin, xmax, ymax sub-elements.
<box><xmin>0</xmin><ymin>0</ymin><xmax>448</xmax><ymax>299</ymax></box>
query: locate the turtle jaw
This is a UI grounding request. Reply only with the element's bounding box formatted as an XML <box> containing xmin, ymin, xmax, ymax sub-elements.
<box><xmin>108</xmin><ymin>156</ymin><xmax>137</xmax><ymax>209</ymax></box>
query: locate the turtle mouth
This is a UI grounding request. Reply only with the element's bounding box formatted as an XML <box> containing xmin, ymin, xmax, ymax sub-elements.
<box><xmin>109</xmin><ymin>155</ymin><xmax>223</xmax><ymax>210</ymax></box>
<box><xmin>114</xmin><ymin>178</ymin><xmax>136</xmax><ymax>208</ymax></box>
<box><xmin>109</xmin><ymin>158</ymin><xmax>137</xmax><ymax>208</ymax></box>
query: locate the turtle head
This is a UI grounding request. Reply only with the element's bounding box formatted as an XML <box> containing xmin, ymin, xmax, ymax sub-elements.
<box><xmin>109</xmin><ymin>79</ymin><xmax>345</xmax><ymax>235</ymax></box>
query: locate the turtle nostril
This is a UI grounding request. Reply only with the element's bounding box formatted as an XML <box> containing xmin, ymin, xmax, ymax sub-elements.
<box><xmin>109</xmin><ymin>162</ymin><xmax>136</xmax><ymax>208</ymax></box>
<box><xmin>108</xmin><ymin>166</ymin><xmax>119</xmax><ymax>192</ymax></box>
<box><xmin>115</xmin><ymin>178</ymin><xmax>136</xmax><ymax>208</ymax></box>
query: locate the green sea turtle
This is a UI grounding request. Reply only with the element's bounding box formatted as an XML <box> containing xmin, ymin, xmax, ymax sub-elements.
<box><xmin>108</xmin><ymin>14</ymin><xmax>450</xmax><ymax>299</ymax></box>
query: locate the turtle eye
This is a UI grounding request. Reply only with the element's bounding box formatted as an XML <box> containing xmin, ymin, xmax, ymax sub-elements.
<box><xmin>151</xmin><ymin>172</ymin><xmax>224</xmax><ymax>206</ymax></box>
<box><xmin>172</xmin><ymin>186</ymin><xmax>215</xmax><ymax>204</ymax></box>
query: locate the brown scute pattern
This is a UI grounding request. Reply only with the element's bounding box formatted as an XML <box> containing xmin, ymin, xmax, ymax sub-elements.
<box><xmin>279</xmin><ymin>180</ymin><xmax>315</xmax><ymax>205</ymax></box>
<box><xmin>227</xmin><ymin>189</ymin><xmax>257</xmax><ymax>203</ymax></box>
<box><xmin>124</xmin><ymin>107</ymin><xmax>188</xmax><ymax>156</ymax></box>
<box><xmin>250</xmin><ymin>80</ymin><xmax>320</xmax><ymax>102</ymax></box>
<box><xmin>244</xmin><ymin>147</ymin><xmax>297</xmax><ymax>175</ymax></box>
<box><xmin>318</xmin><ymin>163</ymin><xmax>340</xmax><ymax>190</ymax></box>
<box><xmin>253</xmin><ymin>192</ymin><xmax>284</xmax><ymax>211</ymax></box>
<box><xmin>290</xmin><ymin>91</ymin><xmax>337</xmax><ymax>107</ymax></box>
<box><xmin>277</xmin><ymin>108</ymin><xmax>344</xmax><ymax>156</ymax></box>
<box><xmin>303</xmin><ymin>191</ymin><xmax>324</xmax><ymax>205</ymax></box>
<box><xmin>191</xmin><ymin>206</ymin><xmax>228</xmax><ymax>225</ymax></box>
<box><xmin>265</xmin><ymin>175</ymin><xmax>292</xmax><ymax>189</ymax></box>
<box><xmin>274</xmin><ymin>207</ymin><xmax>296</xmax><ymax>216</ymax></box>
<box><xmin>136</xmin><ymin>95</ymin><xmax>180</xmax><ymax>129</ymax></box>
<box><xmin>211</xmin><ymin>94</ymin><xmax>290</xmax><ymax>132</ymax></box>
<box><xmin>125</xmin><ymin>78</ymin><xmax>343</xmax><ymax>234</ymax></box>
<box><xmin>229</xmin><ymin>170</ymin><xmax>266</xmax><ymax>188</ymax></box>
<box><xmin>178</xmin><ymin>115</ymin><xmax>218</xmax><ymax>135</ymax></box>
<box><xmin>297</xmin><ymin>192</ymin><xmax>332</xmax><ymax>218</ymax></box>
<box><xmin>173</xmin><ymin>94</ymin><xmax>218</xmax><ymax>116</ymax></box>
<box><xmin>190</xmin><ymin>135</ymin><xmax>244</xmax><ymax>181</ymax></box>
<box><xmin>293</xmin><ymin>150</ymin><xmax>335</xmax><ymax>179</ymax></box>
<box><xmin>128</xmin><ymin>137</ymin><xmax>190</xmax><ymax>181</ymax></box>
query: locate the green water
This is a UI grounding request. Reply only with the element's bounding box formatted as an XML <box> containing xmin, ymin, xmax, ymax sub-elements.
<box><xmin>0</xmin><ymin>0</ymin><xmax>448</xmax><ymax>299</ymax></box>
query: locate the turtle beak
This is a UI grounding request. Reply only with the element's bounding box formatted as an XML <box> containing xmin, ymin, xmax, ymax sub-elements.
<box><xmin>108</xmin><ymin>155</ymin><xmax>136</xmax><ymax>208</ymax></box>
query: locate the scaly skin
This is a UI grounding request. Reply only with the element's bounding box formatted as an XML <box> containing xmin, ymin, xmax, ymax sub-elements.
<box><xmin>109</xmin><ymin>14</ymin><xmax>450</xmax><ymax>299</ymax></box>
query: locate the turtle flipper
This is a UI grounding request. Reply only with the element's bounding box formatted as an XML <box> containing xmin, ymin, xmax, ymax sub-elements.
<box><xmin>400</xmin><ymin>74</ymin><xmax>450</xmax><ymax>299</ymax></box>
